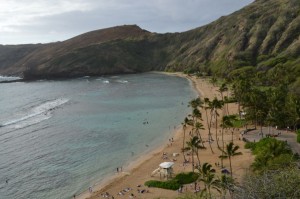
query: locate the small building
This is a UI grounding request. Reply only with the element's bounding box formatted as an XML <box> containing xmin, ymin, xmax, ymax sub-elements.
<box><xmin>151</xmin><ymin>162</ymin><xmax>174</xmax><ymax>179</ymax></box>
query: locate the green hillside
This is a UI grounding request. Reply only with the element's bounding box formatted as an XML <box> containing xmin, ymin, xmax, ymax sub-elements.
<box><xmin>0</xmin><ymin>0</ymin><xmax>299</xmax><ymax>86</ymax></box>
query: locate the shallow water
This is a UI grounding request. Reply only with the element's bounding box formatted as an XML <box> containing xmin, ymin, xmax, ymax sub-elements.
<box><xmin>0</xmin><ymin>73</ymin><xmax>196</xmax><ymax>199</ymax></box>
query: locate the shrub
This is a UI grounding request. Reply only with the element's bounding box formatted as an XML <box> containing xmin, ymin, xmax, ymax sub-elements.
<box><xmin>144</xmin><ymin>172</ymin><xmax>199</xmax><ymax>190</ymax></box>
<box><xmin>174</xmin><ymin>172</ymin><xmax>199</xmax><ymax>184</ymax></box>
<box><xmin>266</xmin><ymin>153</ymin><xmax>295</xmax><ymax>170</ymax></box>
<box><xmin>244</xmin><ymin>142</ymin><xmax>256</xmax><ymax>150</ymax></box>
<box><xmin>249</xmin><ymin>138</ymin><xmax>295</xmax><ymax>172</ymax></box>
<box><xmin>297</xmin><ymin>130</ymin><xmax>300</xmax><ymax>143</ymax></box>
<box><xmin>232</xmin><ymin>118</ymin><xmax>246</xmax><ymax>128</ymax></box>
<box><xmin>144</xmin><ymin>180</ymin><xmax>180</xmax><ymax>190</ymax></box>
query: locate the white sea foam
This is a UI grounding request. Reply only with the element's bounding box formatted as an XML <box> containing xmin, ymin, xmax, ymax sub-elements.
<box><xmin>103</xmin><ymin>80</ymin><xmax>110</xmax><ymax>84</ymax></box>
<box><xmin>1</xmin><ymin>98</ymin><xmax>69</xmax><ymax>129</ymax></box>
<box><xmin>116</xmin><ymin>80</ymin><xmax>128</xmax><ymax>83</ymax></box>
<box><xmin>0</xmin><ymin>75</ymin><xmax>22</xmax><ymax>81</ymax></box>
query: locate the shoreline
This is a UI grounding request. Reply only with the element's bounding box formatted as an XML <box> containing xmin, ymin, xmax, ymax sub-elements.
<box><xmin>78</xmin><ymin>72</ymin><xmax>254</xmax><ymax>199</ymax></box>
<box><xmin>76</xmin><ymin>72</ymin><xmax>197</xmax><ymax>199</ymax></box>
<box><xmin>77</xmin><ymin>126</ymin><xmax>184</xmax><ymax>199</ymax></box>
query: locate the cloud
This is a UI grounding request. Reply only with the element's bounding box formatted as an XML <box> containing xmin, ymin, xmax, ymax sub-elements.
<box><xmin>0</xmin><ymin>0</ymin><xmax>92</xmax><ymax>31</ymax></box>
<box><xmin>0</xmin><ymin>0</ymin><xmax>254</xmax><ymax>44</ymax></box>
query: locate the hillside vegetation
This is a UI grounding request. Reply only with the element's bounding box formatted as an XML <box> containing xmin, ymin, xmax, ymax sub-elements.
<box><xmin>0</xmin><ymin>0</ymin><xmax>299</xmax><ymax>87</ymax></box>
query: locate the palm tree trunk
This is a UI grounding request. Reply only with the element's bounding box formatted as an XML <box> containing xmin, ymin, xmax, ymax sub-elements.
<box><xmin>208</xmin><ymin>185</ymin><xmax>212</xmax><ymax>199</ymax></box>
<box><xmin>205</xmin><ymin>109</ymin><xmax>214</xmax><ymax>153</ymax></box>
<box><xmin>196</xmin><ymin>129</ymin><xmax>205</xmax><ymax>148</ymax></box>
<box><xmin>226</xmin><ymin>91</ymin><xmax>229</xmax><ymax>115</ymax></box>
<box><xmin>182</xmin><ymin>128</ymin><xmax>186</xmax><ymax>161</ymax></box>
<box><xmin>196</xmin><ymin>149</ymin><xmax>201</xmax><ymax>167</ymax></box>
<box><xmin>191</xmin><ymin>150</ymin><xmax>195</xmax><ymax>172</ymax></box>
<box><xmin>221</xmin><ymin>127</ymin><xmax>225</xmax><ymax>168</ymax></box>
<box><xmin>229</xmin><ymin>156</ymin><xmax>233</xmax><ymax>178</ymax></box>
<box><xmin>215</xmin><ymin>113</ymin><xmax>221</xmax><ymax>149</ymax></box>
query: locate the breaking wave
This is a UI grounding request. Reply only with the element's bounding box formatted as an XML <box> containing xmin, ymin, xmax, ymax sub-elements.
<box><xmin>0</xmin><ymin>98</ymin><xmax>69</xmax><ymax>129</ymax></box>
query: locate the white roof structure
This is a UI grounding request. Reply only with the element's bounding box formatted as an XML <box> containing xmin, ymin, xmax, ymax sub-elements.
<box><xmin>159</xmin><ymin>162</ymin><xmax>174</xmax><ymax>169</ymax></box>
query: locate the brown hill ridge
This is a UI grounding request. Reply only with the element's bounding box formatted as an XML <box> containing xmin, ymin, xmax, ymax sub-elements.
<box><xmin>0</xmin><ymin>0</ymin><xmax>299</xmax><ymax>80</ymax></box>
<box><xmin>0</xmin><ymin>25</ymin><xmax>152</xmax><ymax>78</ymax></box>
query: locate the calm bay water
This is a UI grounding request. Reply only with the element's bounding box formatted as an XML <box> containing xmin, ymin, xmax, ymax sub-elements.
<box><xmin>0</xmin><ymin>73</ymin><xmax>196</xmax><ymax>199</ymax></box>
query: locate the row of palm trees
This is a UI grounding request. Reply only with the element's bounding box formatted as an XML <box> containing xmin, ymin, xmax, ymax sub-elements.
<box><xmin>179</xmin><ymin>80</ymin><xmax>243</xmax><ymax>198</ymax></box>
<box><xmin>196</xmin><ymin>141</ymin><xmax>242</xmax><ymax>199</ymax></box>
<box><xmin>182</xmin><ymin>94</ymin><xmax>239</xmax><ymax>166</ymax></box>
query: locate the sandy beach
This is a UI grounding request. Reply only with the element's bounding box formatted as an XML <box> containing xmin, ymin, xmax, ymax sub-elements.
<box><xmin>77</xmin><ymin>73</ymin><xmax>254</xmax><ymax>199</ymax></box>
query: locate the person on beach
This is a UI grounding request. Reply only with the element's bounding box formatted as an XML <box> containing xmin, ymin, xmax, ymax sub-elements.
<box><xmin>89</xmin><ymin>186</ymin><xmax>92</xmax><ymax>193</ymax></box>
<box><xmin>117</xmin><ymin>167</ymin><xmax>119</xmax><ymax>173</ymax></box>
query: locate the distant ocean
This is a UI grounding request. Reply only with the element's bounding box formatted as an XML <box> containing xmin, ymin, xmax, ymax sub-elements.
<box><xmin>0</xmin><ymin>73</ymin><xmax>196</xmax><ymax>199</ymax></box>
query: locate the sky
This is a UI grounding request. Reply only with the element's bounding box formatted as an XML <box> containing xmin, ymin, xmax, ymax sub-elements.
<box><xmin>0</xmin><ymin>0</ymin><xmax>254</xmax><ymax>45</ymax></box>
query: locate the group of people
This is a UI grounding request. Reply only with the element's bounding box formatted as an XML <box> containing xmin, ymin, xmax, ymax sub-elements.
<box><xmin>162</xmin><ymin>152</ymin><xmax>168</xmax><ymax>160</ymax></box>
<box><xmin>118</xmin><ymin>187</ymin><xmax>132</xmax><ymax>196</ymax></box>
<box><xmin>168</xmin><ymin>137</ymin><xmax>174</xmax><ymax>146</ymax></box>
<box><xmin>100</xmin><ymin>192</ymin><xmax>112</xmax><ymax>198</ymax></box>
<box><xmin>113</xmin><ymin>185</ymin><xmax>149</xmax><ymax>198</ymax></box>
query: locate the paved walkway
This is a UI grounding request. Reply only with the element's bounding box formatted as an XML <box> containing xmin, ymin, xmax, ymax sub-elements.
<box><xmin>242</xmin><ymin>127</ymin><xmax>300</xmax><ymax>154</ymax></box>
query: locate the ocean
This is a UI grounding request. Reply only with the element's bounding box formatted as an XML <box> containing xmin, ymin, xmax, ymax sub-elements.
<box><xmin>0</xmin><ymin>73</ymin><xmax>196</xmax><ymax>199</ymax></box>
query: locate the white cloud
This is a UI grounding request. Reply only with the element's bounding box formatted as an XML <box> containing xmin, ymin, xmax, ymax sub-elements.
<box><xmin>0</xmin><ymin>0</ymin><xmax>92</xmax><ymax>31</ymax></box>
<box><xmin>0</xmin><ymin>0</ymin><xmax>254</xmax><ymax>44</ymax></box>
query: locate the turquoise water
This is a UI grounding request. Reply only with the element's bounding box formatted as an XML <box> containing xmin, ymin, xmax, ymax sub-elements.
<box><xmin>0</xmin><ymin>73</ymin><xmax>196</xmax><ymax>199</ymax></box>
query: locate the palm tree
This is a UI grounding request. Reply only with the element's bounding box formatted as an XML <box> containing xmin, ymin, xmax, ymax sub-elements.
<box><xmin>189</xmin><ymin>97</ymin><xmax>203</xmax><ymax>109</ymax></box>
<box><xmin>218</xmin><ymin>83</ymin><xmax>228</xmax><ymax>115</ymax></box>
<box><xmin>204</xmin><ymin>97</ymin><xmax>214</xmax><ymax>153</ymax></box>
<box><xmin>186</xmin><ymin>136</ymin><xmax>205</xmax><ymax>171</ymax></box>
<box><xmin>210</xmin><ymin>97</ymin><xmax>224</xmax><ymax>149</ymax></box>
<box><xmin>219</xmin><ymin>142</ymin><xmax>242</xmax><ymax>178</ymax></box>
<box><xmin>220</xmin><ymin>115</ymin><xmax>236</xmax><ymax>168</ymax></box>
<box><xmin>198</xmin><ymin>162</ymin><xmax>221</xmax><ymax>198</ymax></box>
<box><xmin>194</xmin><ymin>122</ymin><xmax>205</xmax><ymax>147</ymax></box>
<box><xmin>189</xmin><ymin>98</ymin><xmax>203</xmax><ymax>137</ymax></box>
<box><xmin>190</xmin><ymin>108</ymin><xmax>202</xmax><ymax>136</ymax></box>
<box><xmin>222</xmin><ymin>115</ymin><xmax>237</xmax><ymax>143</ymax></box>
<box><xmin>181</xmin><ymin>117</ymin><xmax>191</xmax><ymax>162</ymax></box>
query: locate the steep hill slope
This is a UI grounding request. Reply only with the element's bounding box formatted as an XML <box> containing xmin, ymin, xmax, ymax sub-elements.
<box><xmin>1</xmin><ymin>25</ymin><xmax>152</xmax><ymax>78</ymax></box>
<box><xmin>0</xmin><ymin>0</ymin><xmax>299</xmax><ymax>80</ymax></box>
<box><xmin>163</xmin><ymin>0</ymin><xmax>300</xmax><ymax>75</ymax></box>
<box><xmin>0</xmin><ymin>44</ymin><xmax>41</xmax><ymax>73</ymax></box>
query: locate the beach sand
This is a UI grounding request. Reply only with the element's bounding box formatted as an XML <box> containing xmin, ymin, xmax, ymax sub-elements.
<box><xmin>77</xmin><ymin>73</ymin><xmax>254</xmax><ymax>199</ymax></box>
